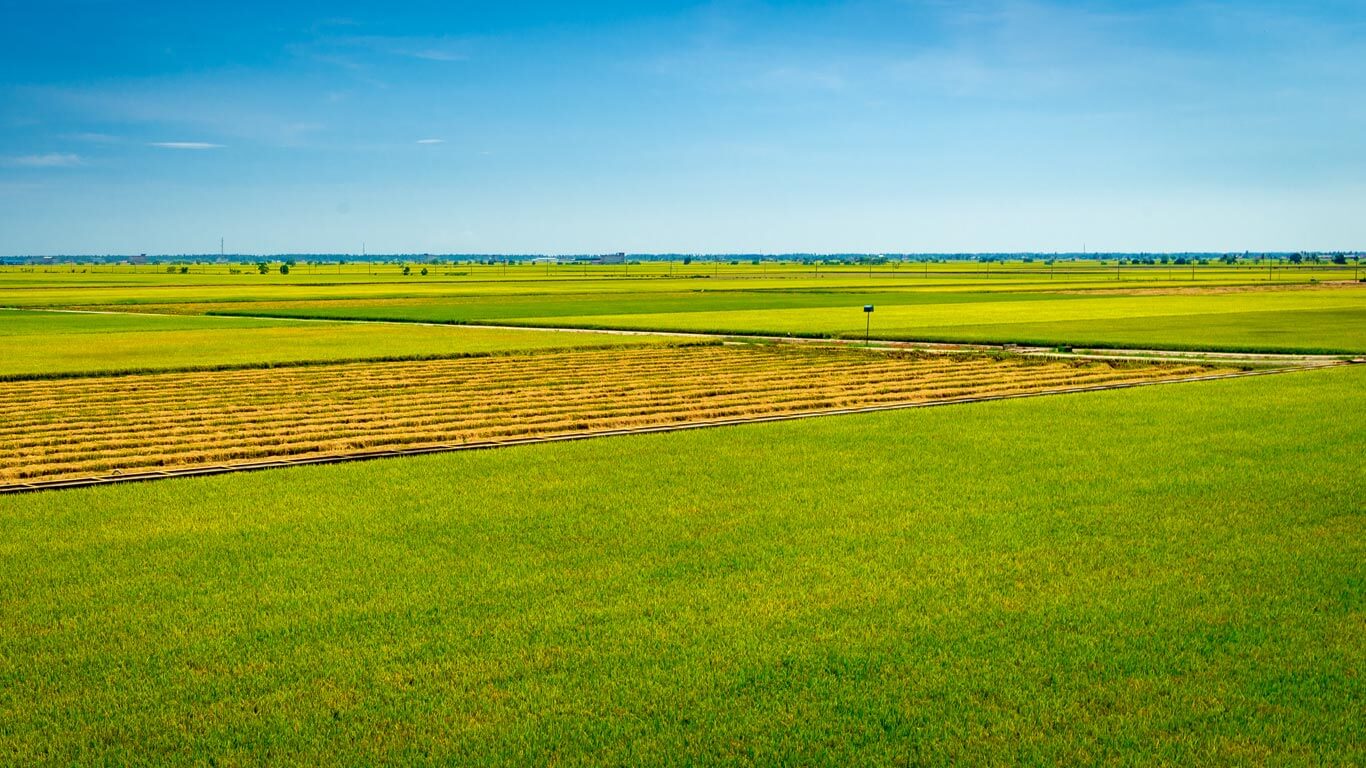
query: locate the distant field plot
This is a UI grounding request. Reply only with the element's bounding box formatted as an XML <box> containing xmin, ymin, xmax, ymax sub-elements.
<box><xmin>1</xmin><ymin>365</ymin><xmax>1359</xmax><ymax>765</ymax></box>
<box><xmin>490</xmin><ymin>286</ymin><xmax>1366</xmax><ymax>354</ymax></box>
<box><xmin>192</xmin><ymin>288</ymin><xmax>1074</xmax><ymax>324</ymax></box>
<box><xmin>0</xmin><ymin>262</ymin><xmax>1355</xmax><ymax>310</ymax></box>
<box><xmin>0</xmin><ymin>345</ymin><xmax>1231</xmax><ymax>486</ymax></box>
<box><xmin>180</xmin><ymin>283</ymin><xmax>1366</xmax><ymax>354</ymax></box>
<box><xmin>0</xmin><ymin>309</ymin><xmax>674</xmax><ymax>377</ymax></box>
<box><xmin>913</xmin><ymin>307</ymin><xmax>1366</xmax><ymax>353</ymax></box>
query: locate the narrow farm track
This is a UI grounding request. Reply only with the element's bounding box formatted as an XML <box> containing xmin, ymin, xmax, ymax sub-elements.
<box><xmin>0</xmin><ymin>344</ymin><xmax>1243</xmax><ymax>490</ymax></box>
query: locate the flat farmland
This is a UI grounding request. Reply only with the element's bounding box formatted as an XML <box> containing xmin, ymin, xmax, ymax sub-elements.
<box><xmin>0</xmin><ymin>344</ymin><xmax>1233</xmax><ymax>487</ymax></box>
<box><xmin>0</xmin><ymin>263</ymin><xmax>1361</xmax><ymax>764</ymax></box>
<box><xmin>483</xmin><ymin>286</ymin><xmax>1366</xmax><ymax>354</ymax></box>
<box><xmin>1</xmin><ymin>364</ymin><xmax>1360</xmax><ymax>765</ymax></box>
<box><xmin>184</xmin><ymin>284</ymin><xmax>1366</xmax><ymax>355</ymax></box>
<box><xmin>0</xmin><ymin>309</ymin><xmax>675</xmax><ymax>377</ymax></box>
<box><xmin>5</xmin><ymin>266</ymin><xmax>1363</xmax><ymax>355</ymax></box>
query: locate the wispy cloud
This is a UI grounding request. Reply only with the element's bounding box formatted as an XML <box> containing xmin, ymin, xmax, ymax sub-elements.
<box><xmin>416</xmin><ymin>138</ymin><xmax>444</xmax><ymax>144</ymax></box>
<box><xmin>401</xmin><ymin>46</ymin><xmax>468</xmax><ymax>63</ymax></box>
<box><xmin>291</xmin><ymin>33</ymin><xmax>472</xmax><ymax>70</ymax></box>
<box><xmin>148</xmin><ymin>142</ymin><xmax>224</xmax><ymax>150</ymax></box>
<box><xmin>17</xmin><ymin>82</ymin><xmax>324</xmax><ymax>147</ymax></box>
<box><xmin>63</xmin><ymin>132</ymin><xmax>121</xmax><ymax>144</ymax></box>
<box><xmin>3</xmin><ymin>153</ymin><xmax>82</xmax><ymax>168</ymax></box>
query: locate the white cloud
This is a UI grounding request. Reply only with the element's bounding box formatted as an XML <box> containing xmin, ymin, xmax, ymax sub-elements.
<box><xmin>148</xmin><ymin>142</ymin><xmax>224</xmax><ymax>150</ymax></box>
<box><xmin>4</xmin><ymin>153</ymin><xmax>82</xmax><ymax>168</ymax></box>
<box><xmin>416</xmin><ymin>138</ymin><xmax>445</xmax><ymax>144</ymax></box>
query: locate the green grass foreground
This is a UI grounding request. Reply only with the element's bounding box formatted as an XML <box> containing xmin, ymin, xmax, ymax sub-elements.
<box><xmin>2</xmin><ymin>366</ymin><xmax>1361</xmax><ymax>765</ymax></box>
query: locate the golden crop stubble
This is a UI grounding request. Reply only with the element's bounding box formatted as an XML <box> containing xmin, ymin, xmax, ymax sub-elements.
<box><xmin>0</xmin><ymin>346</ymin><xmax>1230</xmax><ymax>484</ymax></box>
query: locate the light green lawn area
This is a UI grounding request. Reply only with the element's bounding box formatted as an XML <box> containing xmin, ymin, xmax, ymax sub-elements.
<box><xmin>0</xmin><ymin>366</ymin><xmax>1361</xmax><ymax>764</ymax></box>
<box><xmin>507</xmin><ymin>288</ymin><xmax>1366</xmax><ymax>353</ymax></box>
<box><xmin>0</xmin><ymin>309</ymin><xmax>674</xmax><ymax>377</ymax></box>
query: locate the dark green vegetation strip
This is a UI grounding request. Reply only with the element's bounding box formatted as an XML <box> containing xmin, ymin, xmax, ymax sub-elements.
<box><xmin>1</xmin><ymin>366</ymin><xmax>1361</xmax><ymax>765</ymax></box>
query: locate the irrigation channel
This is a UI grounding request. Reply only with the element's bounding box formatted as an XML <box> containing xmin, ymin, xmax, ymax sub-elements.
<box><xmin>0</xmin><ymin>333</ymin><xmax>1354</xmax><ymax>494</ymax></box>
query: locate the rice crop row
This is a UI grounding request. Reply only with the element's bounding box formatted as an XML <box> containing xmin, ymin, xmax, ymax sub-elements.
<box><xmin>0</xmin><ymin>344</ymin><xmax>1232</xmax><ymax>484</ymax></box>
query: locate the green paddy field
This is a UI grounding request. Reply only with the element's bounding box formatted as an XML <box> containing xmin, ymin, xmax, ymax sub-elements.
<box><xmin>0</xmin><ymin>308</ymin><xmax>673</xmax><ymax>378</ymax></box>
<box><xmin>0</xmin><ymin>260</ymin><xmax>1362</xmax><ymax>765</ymax></box>
<box><xmin>5</xmin><ymin>261</ymin><xmax>1361</xmax><ymax>355</ymax></box>
<box><xmin>1</xmin><ymin>364</ymin><xmax>1360</xmax><ymax>765</ymax></box>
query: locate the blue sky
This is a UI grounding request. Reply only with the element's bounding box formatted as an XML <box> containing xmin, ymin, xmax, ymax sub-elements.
<box><xmin>1</xmin><ymin>0</ymin><xmax>1363</xmax><ymax>254</ymax></box>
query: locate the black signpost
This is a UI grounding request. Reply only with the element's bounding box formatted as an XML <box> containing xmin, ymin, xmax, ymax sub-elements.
<box><xmin>864</xmin><ymin>304</ymin><xmax>874</xmax><ymax>345</ymax></box>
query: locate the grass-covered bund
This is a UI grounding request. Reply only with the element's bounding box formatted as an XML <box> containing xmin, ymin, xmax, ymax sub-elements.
<box><xmin>2</xmin><ymin>365</ymin><xmax>1361</xmax><ymax>765</ymax></box>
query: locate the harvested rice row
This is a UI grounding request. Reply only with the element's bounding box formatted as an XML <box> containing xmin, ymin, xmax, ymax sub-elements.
<box><xmin>1</xmin><ymin>353</ymin><xmax>1227</xmax><ymax>482</ymax></box>
<box><xmin>0</xmin><ymin>359</ymin><xmax>1198</xmax><ymax>451</ymax></box>
<box><xmin>0</xmin><ymin>353</ymin><xmax>1013</xmax><ymax>432</ymax></box>
<box><xmin>13</xmin><ymin>367</ymin><xmax>1197</xmax><ymax>480</ymax></box>
<box><xmin>0</xmin><ymin>342</ymin><xmax>1005</xmax><ymax>396</ymax></box>
<box><xmin>0</xmin><ymin>352</ymin><xmax>994</xmax><ymax>418</ymax></box>
<box><xmin>0</xmin><ymin>359</ymin><xmax>1211</xmax><ymax>454</ymax></box>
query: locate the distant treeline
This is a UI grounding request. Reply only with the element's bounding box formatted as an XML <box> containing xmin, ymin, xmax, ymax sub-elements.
<box><xmin>2</xmin><ymin>251</ymin><xmax>1361</xmax><ymax>266</ymax></box>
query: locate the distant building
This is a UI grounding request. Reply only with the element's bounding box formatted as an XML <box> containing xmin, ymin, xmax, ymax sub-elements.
<box><xmin>594</xmin><ymin>252</ymin><xmax>626</xmax><ymax>265</ymax></box>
